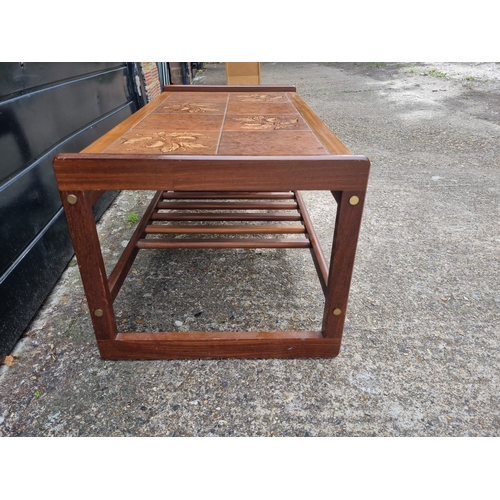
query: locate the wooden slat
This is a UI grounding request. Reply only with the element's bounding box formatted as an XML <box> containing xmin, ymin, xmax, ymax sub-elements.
<box><xmin>151</xmin><ymin>212</ymin><xmax>302</xmax><ymax>222</ymax></box>
<box><xmin>164</xmin><ymin>85</ymin><xmax>296</xmax><ymax>93</ymax></box>
<box><xmin>120</xmin><ymin>331</ymin><xmax>323</xmax><ymax>341</ymax></box>
<box><xmin>107</xmin><ymin>190</ymin><xmax>163</xmax><ymax>303</ymax></box>
<box><xmin>136</xmin><ymin>238</ymin><xmax>311</xmax><ymax>249</ymax></box>
<box><xmin>97</xmin><ymin>333</ymin><xmax>340</xmax><ymax>359</ymax></box>
<box><xmin>287</xmin><ymin>93</ymin><xmax>352</xmax><ymax>155</ymax></box>
<box><xmin>157</xmin><ymin>201</ymin><xmax>298</xmax><ymax>210</ymax></box>
<box><xmin>162</xmin><ymin>191</ymin><xmax>295</xmax><ymax>200</ymax></box>
<box><xmin>53</xmin><ymin>154</ymin><xmax>371</xmax><ymax>192</ymax></box>
<box><xmin>294</xmin><ymin>190</ymin><xmax>329</xmax><ymax>296</ymax></box>
<box><xmin>144</xmin><ymin>224</ymin><xmax>306</xmax><ymax>235</ymax></box>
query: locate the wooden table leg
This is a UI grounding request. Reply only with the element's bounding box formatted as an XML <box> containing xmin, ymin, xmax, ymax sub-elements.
<box><xmin>60</xmin><ymin>187</ymin><xmax>365</xmax><ymax>359</ymax></box>
<box><xmin>61</xmin><ymin>190</ymin><xmax>117</xmax><ymax>341</ymax></box>
<box><xmin>322</xmin><ymin>190</ymin><xmax>366</xmax><ymax>352</ymax></box>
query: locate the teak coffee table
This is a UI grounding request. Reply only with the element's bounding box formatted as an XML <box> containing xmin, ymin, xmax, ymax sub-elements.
<box><xmin>53</xmin><ymin>85</ymin><xmax>370</xmax><ymax>360</ymax></box>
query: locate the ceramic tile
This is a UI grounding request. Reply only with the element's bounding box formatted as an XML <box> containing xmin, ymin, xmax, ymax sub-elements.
<box><xmin>105</xmin><ymin>130</ymin><xmax>220</xmax><ymax>155</ymax></box>
<box><xmin>223</xmin><ymin>114</ymin><xmax>309</xmax><ymax>131</ymax></box>
<box><xmin>134</xmin><ymin>113</ymin><xmax>224</xmax><ymax>132</ymax></box>
<box><xmin>226</xmin><ymin>101</ymin><xmax>297</xmax><ymax>115</ymax></box>
<box><xmin>154</xmin><ymin>101</ymin><xmax>227</xmax><ymax>114</ymax></box>
<box><xmin>218</xmin><ymin>131</ymin><xmax>329</xmax><ymax>156</ymax></box>
<box><xmin>164</xmin><ymin>92</ymin><xmax>229</xmax><ymax>103</ymax></box>
<box><xmin>229</xmin><ymin>92</ymin><xmax>289</xmax><ymax>103</ymax></box>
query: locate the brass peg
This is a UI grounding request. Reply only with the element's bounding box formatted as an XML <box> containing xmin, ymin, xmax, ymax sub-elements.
<box><xmin>67</xmin><ymin>194</ymin><xmax>78</xmax><ymax>205</ymax></box>
<box><xmin>94</xmin><ymin>309</ymin><xmax>103</xmax><ymax>317</ymax></box>
<box><xmin>349</xmin><ymin>196</ymin><xmax>359</xmax><ymax>206</ymax></box>
<box><xmin>333</xmin><ymin>308</ymin><xmax>342</xmax><ymax>316</ymax></box>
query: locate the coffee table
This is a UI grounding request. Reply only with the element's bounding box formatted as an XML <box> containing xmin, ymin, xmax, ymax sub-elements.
<box><xmin>53</xmin><ymin>85</ymin><xmax>370</xmax><ymax>359</ymax></box>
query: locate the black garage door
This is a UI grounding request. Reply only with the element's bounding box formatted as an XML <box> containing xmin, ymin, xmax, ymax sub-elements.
<box><xmin>0</xmin><ymin>62</ymin><xmax>142</xmax><ymax>356</ymax></box>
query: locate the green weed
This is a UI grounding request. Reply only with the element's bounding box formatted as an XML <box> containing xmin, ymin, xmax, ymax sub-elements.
<box><xmin>127</xmin><ymin>212</ymin><xmax>139</xmax><ymax>227</ymax></box>
<box><xmin>34</xmin><ymin>390</ymin><xmax>42</xmax><ymax>398</ymax></box>
<box><xmin>423</xmin><ymin>69</ymin><xmax>447</xmax><ymax>78</ymax></box>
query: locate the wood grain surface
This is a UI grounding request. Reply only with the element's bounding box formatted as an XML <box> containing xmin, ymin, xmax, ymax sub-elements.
<box><xmin>98</xmin><ymin>333</ymin><xmax>340</xmax><ymax>359</ymax></box>
<box><xmin>53</xmin><ymin>154</ymin><xmax>370</xmax><ymax>191</ymax></box>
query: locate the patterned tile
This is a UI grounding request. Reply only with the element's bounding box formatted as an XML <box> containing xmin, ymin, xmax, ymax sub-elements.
<box><xmin>226</xmin><ymin>101</ymin><xmax>297</xmax><ymax>115</ymax></box>
<box><xmin>218</xmin><ymin>131</ymin><xmax>328</xmax><ymax>156</ymax></box>
<box><xmin>164</xmin><ymin>92</ymin><xmax>229</xmax><ymax>103</ymax></box>
<box><xmin>223</xmin><ymin>114</ymin><xmax>309</xmax><ymax>131</ymax></box>
<box><xmin>105</xmin><ymin>130</ymin><xmax>219</xmax><ymax>155</ymax></box>
<box><xmin>134</xmin><ymin>113</ymin><xmax>224</xmax><ymax>131</ymax></box>
<box><xmin>229</xmin><ymin>92</ymin><xmax>288</xmax><ymax>103</ymax></box>
<box><xmin>155</xmin><ymin>101</ymin><xmax>227</xmax><ymax>114</ymax></box>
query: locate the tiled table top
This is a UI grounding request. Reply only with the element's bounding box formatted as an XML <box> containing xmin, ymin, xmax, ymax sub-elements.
<box><xmin>104</xmin><ymin>92</ymin><xmax>331</xmax><ymax>156</ymax></box>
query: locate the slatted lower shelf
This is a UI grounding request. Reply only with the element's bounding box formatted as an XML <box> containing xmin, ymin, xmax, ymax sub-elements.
<box><xmin>140</xmin><ymin>190</ymin><xmax>311</xmax><ymax>249</ymax></box>
<box><xmin>107</xmin><ymin>190</ymin><xmax>329</xmax><ymax>306</ymax></box>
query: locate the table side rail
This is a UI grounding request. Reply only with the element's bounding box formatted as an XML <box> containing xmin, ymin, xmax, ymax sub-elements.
<box><xmin>53</xmin><ymin>154</ymin><xmax>370</xmax><ymax>192</ymax></box>
<box><xmin>164</xmin><ymin>84</ymin><xmax>297</xmax><ymax>93</ymax></box>
<box><xmin>287</xmin><ymin>92</ymin><xmax>352</xmax><ymax>156</ymax></box>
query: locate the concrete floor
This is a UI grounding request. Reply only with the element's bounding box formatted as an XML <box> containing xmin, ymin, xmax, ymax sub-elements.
<box><xmin>1</xmin><ymin>62</ymin><xmax>499</xmax><ymax>436</ymax></box>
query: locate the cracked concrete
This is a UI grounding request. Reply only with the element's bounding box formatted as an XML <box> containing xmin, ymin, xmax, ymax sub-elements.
<box><xmin>1</xmin><ymin>62</ymin><xmax>499</xmax><ymax>436</ymax></box>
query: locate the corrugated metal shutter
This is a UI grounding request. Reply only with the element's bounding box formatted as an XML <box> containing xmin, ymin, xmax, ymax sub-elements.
<box><xmin>0</xmin><ymin>62</ymin><xmax>141</xmax><ymax>356</ymax></box>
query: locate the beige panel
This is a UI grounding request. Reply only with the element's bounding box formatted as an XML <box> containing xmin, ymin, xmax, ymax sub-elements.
<box><xmin>226</xmin><ymin>63</ymin><xmax>261</xmax><ymax>84</ymax></box>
